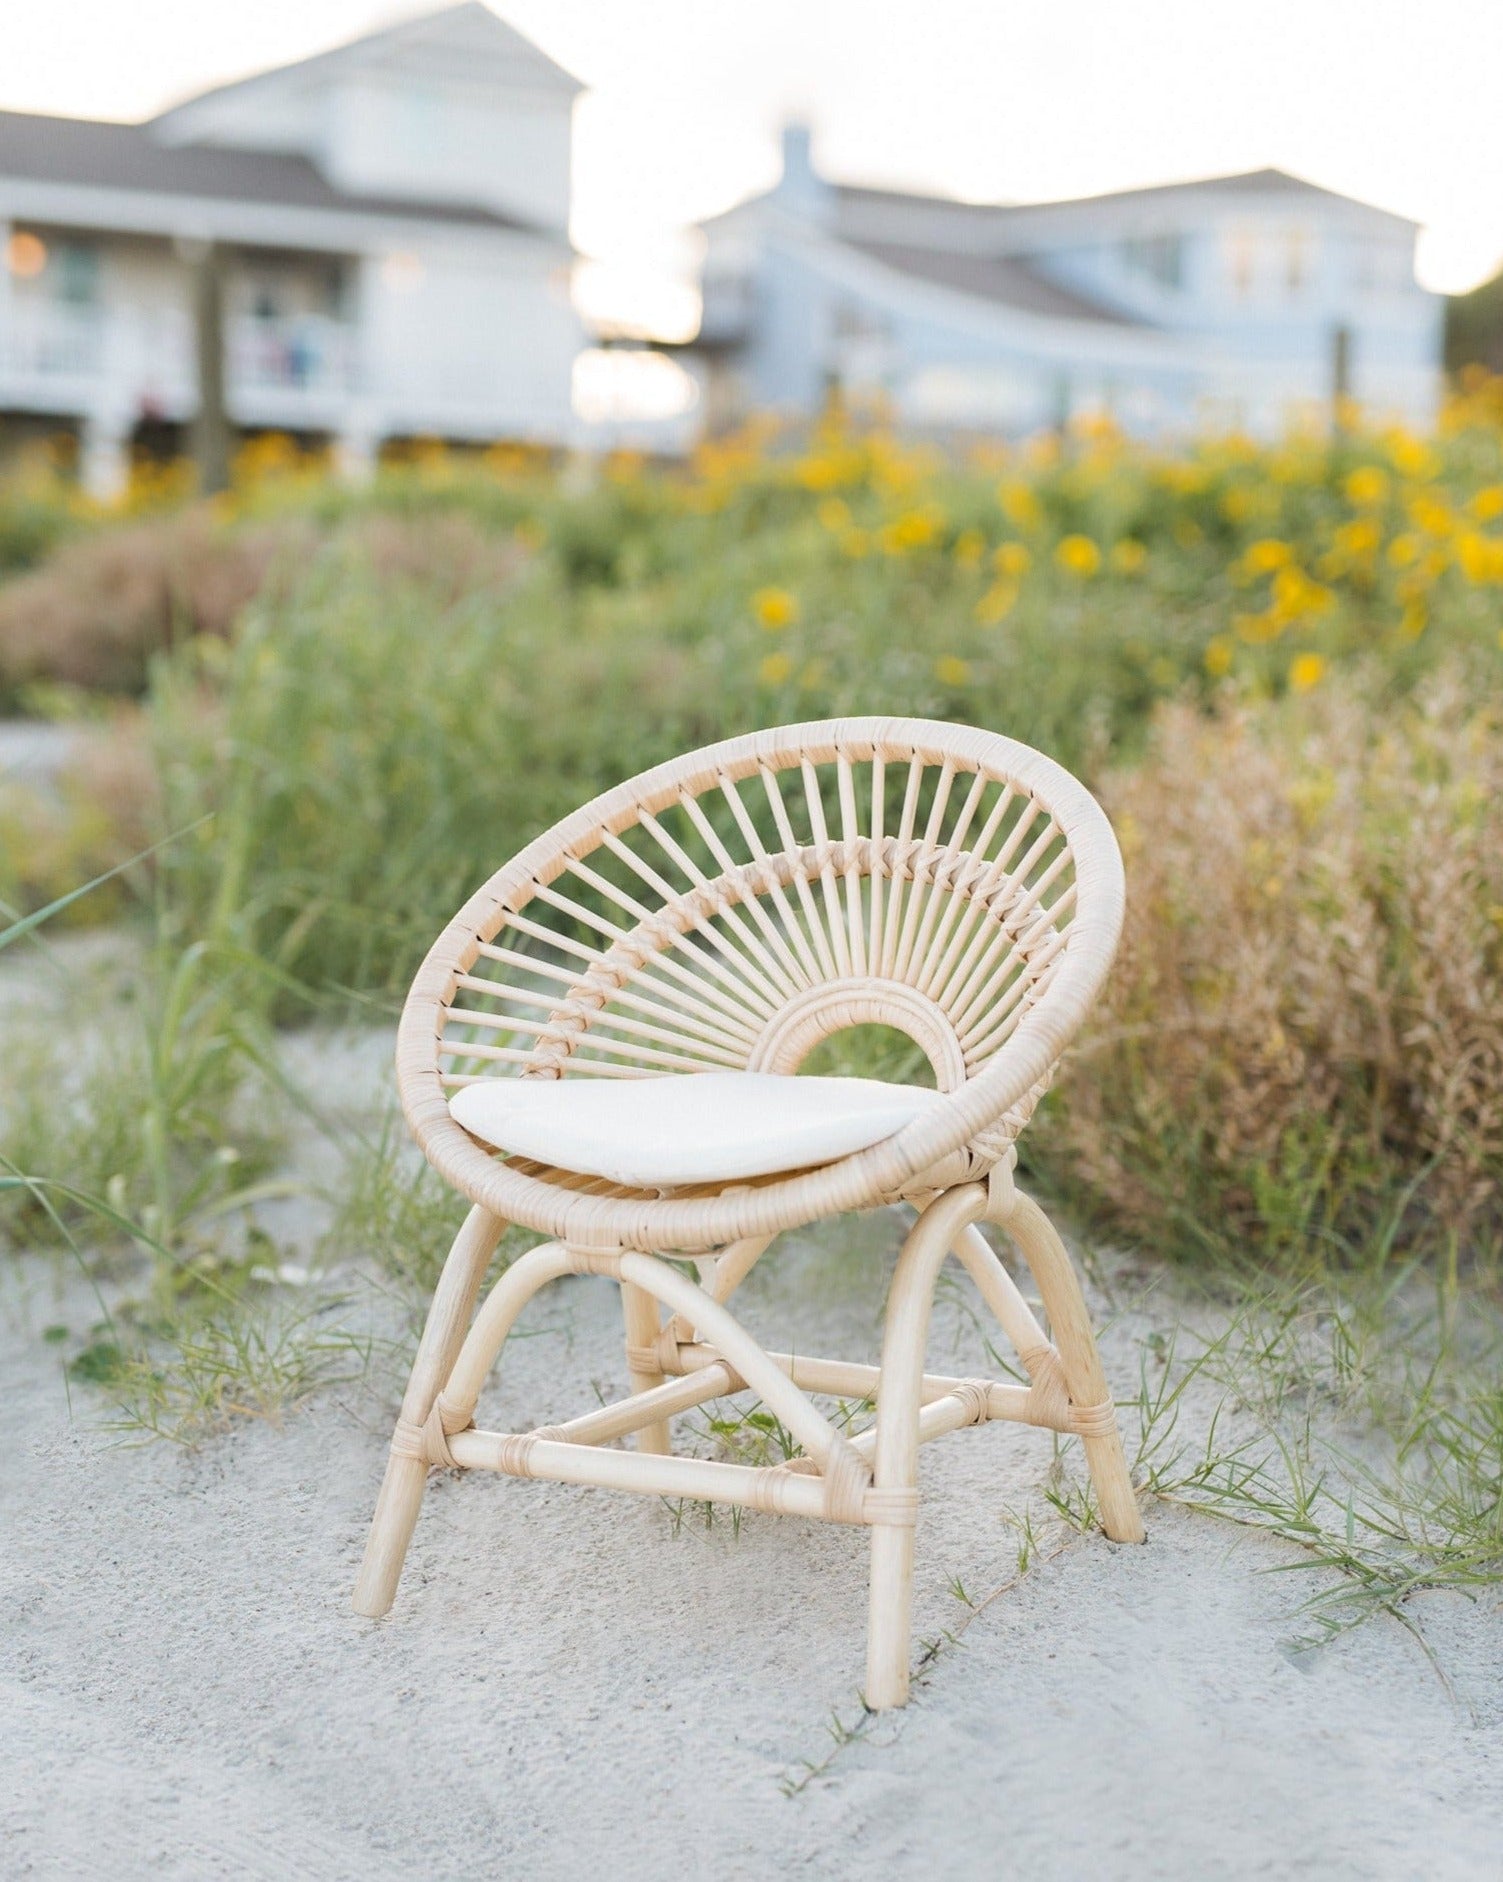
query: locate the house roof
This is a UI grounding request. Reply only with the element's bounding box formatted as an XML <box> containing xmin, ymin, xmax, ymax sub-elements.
<box><xmin>0</xmin><ymin>108</ymin><xmax>540</xmax><ymax>233</ymax></box>
<box><xmin>844</xmin><ymin>239</ymin><xmax>1135</xmax><ymax>324</ymax></box>
<box><xmin>152</xmin><ymin>3</ymin><xmax>583</xmax><ymax>125</ymax></box>
<box><xmin>703</xmin><ymin>162</ymin><xmax>1418</xmax><ymax>326</ymax></box>
<box><xmin>835</xmin><ymin>167</ymin><xmax>1417</xmax><ymax>227</ymax></box>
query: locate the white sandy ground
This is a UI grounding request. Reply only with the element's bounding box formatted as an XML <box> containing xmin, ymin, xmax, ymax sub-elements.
<box><xmin>0</xmin><ymin>939</ymin><xmax>1499</xmax><ymax>1882</ymax></box>
<box><xmin>4</xmin><ymin>1194</ymin><xmax>1502</xmax><ymax>1882</ymax></box>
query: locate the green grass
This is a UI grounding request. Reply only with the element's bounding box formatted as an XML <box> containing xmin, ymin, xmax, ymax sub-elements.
<box><xmin>69</xmin><ymin>1297</ymin><xmax>373</xmax><ymax>1446</ymax></box>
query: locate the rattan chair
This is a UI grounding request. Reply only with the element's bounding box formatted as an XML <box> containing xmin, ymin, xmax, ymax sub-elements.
<box><xmin>353</xmin><ymin>716</ymin><xmax>1144</xmax><ymax>1707</ymax></box>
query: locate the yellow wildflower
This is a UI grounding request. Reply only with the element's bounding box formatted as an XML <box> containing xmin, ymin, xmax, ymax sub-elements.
<box><xmin>1204</xmin><ymin>635</ymin><xmax>1235</xmax><ymax>677</ymax></box>
<box><xmin>1054</xmin><ymin>534</ymin><xmax>1101</xmax><ymax>578</ymax></box>
<box><xmin>816</xmin><ymin>496</ymin><xmax>851</xmax><ymax>532</ymax></box>
<box><xmin>1407</xmin><ymin>493</ymin><xmax>1453</xmax><ymax>537</ymax></box>
<box><xmin>795</xmin><ymin>454</ymin><xmax>842</xmax><ymax>492</ymax></box>
<box><xmin>1235</xmin><ymin>609</ymin><xmax>1282</xmax><ymax>644</ymax></box>
<box><xmin>997</xmin><ymin>480</ymin><xmax>1043</xmax><ymax>531</ymax></box>
<box><xmin>1288</xmin><ymin>652</ymin><xmax>1327</xmax><ymax>692</ymax></box>
<box><xmin>952</xmin><ymin>527</ymin><xmax>986</xmax><ymax>568</ymax></box>
<box><xmin>1238</xmin><ymin>538</ymin><xmax>1293</xmax><ymax>579</ymax></box>
<box><xmin>1270</xmin><ymin>566</ymin><xmax>1334</xmax><ymax>624</ymax></box>
<box><xmin>934</xmin><ymin>654</ymin><xmax>971</xmax><ymax>687</ymax></box>
<box><xmin>752</xmin><ymin>587</ymin><xmax>799</xmax><ymax>630</ymax></box>
<box><xmin>992</xmin><ymin>541</ymin><xmax>1032</xmax><ymax>579</ymax></box>
<box><xmin>1343</xmin><ymin>465</ymin><xmax>1389</xmax><ymax>507</ymax></box>
<box><xmin>1386</xmin><ymin>533</ymin><xmax>1420</xmax><ymax>568</ymax></box>
<box><xmin>1386</xmin><ymin>431</ymin><xmax>1439</xmax><ymax>481</ymax></box>
<box><xmin>758</xmin><ymin>651</ymin><xmax>793</xmax><ymax>685</ymax></box>
<box><xmin>1110</xmin><ymin>539</ymin><xmax>1147</xmax><ymax>574</ymax></box>
<box><xmin>879</xmin><ymin>505</ymin><xmax>943</xmax><ymax>555</ymax></box>
<box><xmin>606</xmin><ymin>450</ymin><xmax>646</xmax><ymax>484</ymax></box>
<box><xmin>1333</xmin><ymin>518</ymin><xmax>1380</xmax><ymax>560</ymax></box>
<box><xmin>1158</xmin><ymin>461</ymin><xmax>1208</xmax><ymax>495</ymax></box>
<box><xmin>1458</xmin><ymin>532</ymin><xmax>1503</xmax><ymax>584</ymax></box>
<box><xmin>974</xmin><ymin>580</ymin><xmax>1018</xmax><ymax>626</ymax></box>
<box><xmin>1470</xmin><ymin>485</ymin><xmax>1503</xmax><ymax>522</ymax></box>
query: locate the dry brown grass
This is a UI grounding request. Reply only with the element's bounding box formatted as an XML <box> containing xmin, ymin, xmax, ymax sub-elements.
<box><xmin>1040</xmin><ymin>667</ymin><xmax>1503</xmax><ymax>1263</ymax></box>
<box><xmin>347</xmin><ymin>510</ymin><xmax>525</xmax><ymax>603</ymax></box>
<box><xmin>0</xmin><ymin>508</ymin><xmax>308</xmax><ymax>702</ymax></box>
<box><xmin>0</xmin><ymin>506</ymin><xmax>523</xmax><ymax>707</ymax></box>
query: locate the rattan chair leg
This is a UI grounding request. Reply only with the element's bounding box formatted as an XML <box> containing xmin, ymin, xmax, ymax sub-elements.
<box><xmin>994</xmin><ymin>1188</ymin><xmax>1145</xmax><ymax>1544</ymax></box>
<box><xmin>621</xmin><ymin>1278</ymin><xmax>672</xmax><ymax>1454</ymax></box>
<box><xmin>353</xmin><ymin>1206</ymin><xmax>507</xmax><ymax>1617</ymax></box>
<box><xmin>866</xmin><ymin>1184</ymin><xmax>990</xmax><ymax>1708</ymax></box>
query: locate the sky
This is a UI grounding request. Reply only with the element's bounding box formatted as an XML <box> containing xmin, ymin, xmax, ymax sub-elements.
<box><xmin>3</xmin><ymin>0</ymin><xmax>1499</xmax><ymax>306</ymax></box>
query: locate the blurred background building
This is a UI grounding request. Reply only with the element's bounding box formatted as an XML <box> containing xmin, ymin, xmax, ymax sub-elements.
<box><xmin>695</xmin><ymin>127</ymin><xmax>1443</xmax><ymax>437</ymax></box>
<box><xmin>0</xmin><ymin>2</ymin><xmax>1456</xmax><ymax>483</ymax></box>
<box><xmin>0</xmin><ymin>4</ymin><xmax>588</xmax><ymax>494</ymax></box>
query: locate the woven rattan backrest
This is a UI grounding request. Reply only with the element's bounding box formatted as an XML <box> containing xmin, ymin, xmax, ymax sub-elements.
<box><xmin>399</xmin><ymin>718</ymin><xmax>1123</xmax><ymax>1248</ymax></box>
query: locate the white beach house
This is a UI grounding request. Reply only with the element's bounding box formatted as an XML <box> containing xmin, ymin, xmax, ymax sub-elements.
<box><xmin>0</xmin><ymin>4</ymin><xmax>589</xmax><ymax>493</ymax></box>
<box><xmin>697</xmin><ymin>129</ymin><xmax>1444</xmax><ymax>438</ymax></box>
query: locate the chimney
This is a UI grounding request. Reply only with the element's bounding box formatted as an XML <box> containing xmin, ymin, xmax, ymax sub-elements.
<box><xmin>776</xmin><ymin>121</ymin><xmax>833</xmax><ymax>223</ymax></box>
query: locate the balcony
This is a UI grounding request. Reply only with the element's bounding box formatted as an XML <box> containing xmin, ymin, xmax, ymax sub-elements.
<box><xmin>3</xmin><ymin>301</ymin><xmax>103</xmax><ymax>381</ymax></box>
<box><xmin>228</xmin><ymin>314</ymin><xmax>354</xmax><ymax>396</ymax></box>
<box><xmin>0</xmin><ymin>300</ymin><xmax>356</xmax><ymax>418</ymax></box>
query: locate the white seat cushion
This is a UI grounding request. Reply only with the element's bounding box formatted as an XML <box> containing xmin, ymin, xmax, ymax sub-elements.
<box><xmin>448</xmin><ymin>1070</ymin><xmax>946</xmax><ymax>1190</ymax></box>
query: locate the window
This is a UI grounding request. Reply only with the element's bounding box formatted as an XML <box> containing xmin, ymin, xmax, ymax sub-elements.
<box><xmin>1352</xmin><ymin>239</ymin><xmax>1413</xmax><ymax>294</ymax></box>
<box><xmin>1225</xmin><ymin>230</ymin><xmax>1257</xmax><ymax>299</ymax></box>
<box><xmin>1121</xmin><ymin>234</ymin><xmax>1183</xmax><ymax>291</ymax></box>
<box><xmin>1285</xmin><ymin>230</ymin><xmax>1310</xmax><ymax>295</ymax></box>
<box><xmin>54</xmin><ymin>242</ymin><xmax>99</xmax><ymax>306</ymax></box>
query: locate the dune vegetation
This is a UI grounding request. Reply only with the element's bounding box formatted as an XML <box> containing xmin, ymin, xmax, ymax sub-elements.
<box><xmin>2</xmin><ymin>388</ymin><xmax>1500</xmax><ymax>1627</ymax></box>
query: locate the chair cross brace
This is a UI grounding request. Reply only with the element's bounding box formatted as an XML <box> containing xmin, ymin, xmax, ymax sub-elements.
<box><xmin>356</xmin><ymin>1177</ymin><xmax>1143</xmax><ymax>1707</ymax></box>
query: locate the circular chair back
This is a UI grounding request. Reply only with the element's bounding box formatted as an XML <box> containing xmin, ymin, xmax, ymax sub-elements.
<box><xmin>398</xmin><ymin>717</ymin><xmax>1124</xmax><ymax>1250</ymax></box>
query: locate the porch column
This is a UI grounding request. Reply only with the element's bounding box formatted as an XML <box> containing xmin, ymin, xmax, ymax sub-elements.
<box><xmin>79</xmin><ymin>411</ymin><xmax>130</xmax><ymax>502</ymax></box>
<box><xmin>335</xmin><ymin>253</ymin><xmax>378</xmax><ymax>480</ymax></box>
<box><xmin>0</xmin><ymin>220</ymin><xmax>12</xmax><ymax>390</ymax></box>
<box><xmin>334</xmin><ymin>402</ymin><xmax>380</xmax><ymax>481</ymax></box>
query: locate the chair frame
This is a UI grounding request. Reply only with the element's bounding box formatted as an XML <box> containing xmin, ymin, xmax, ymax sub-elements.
<box><xmin>353</xmin><ymin>717</ymin><xmax>1145</xmax><ymax>1708</ymax></box>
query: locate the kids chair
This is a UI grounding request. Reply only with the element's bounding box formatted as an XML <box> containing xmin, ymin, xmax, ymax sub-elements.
<box><xmin>354</xmin><ymin>717</ymin><xmax>1144</xmax><ymax>1706</ymax></box>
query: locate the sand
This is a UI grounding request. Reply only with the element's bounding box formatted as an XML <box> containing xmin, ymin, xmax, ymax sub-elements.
<box><xmin>3</xmin><ymin>1210</ymin><xmax>1500</xmax><ymax>1881</ymax></box>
